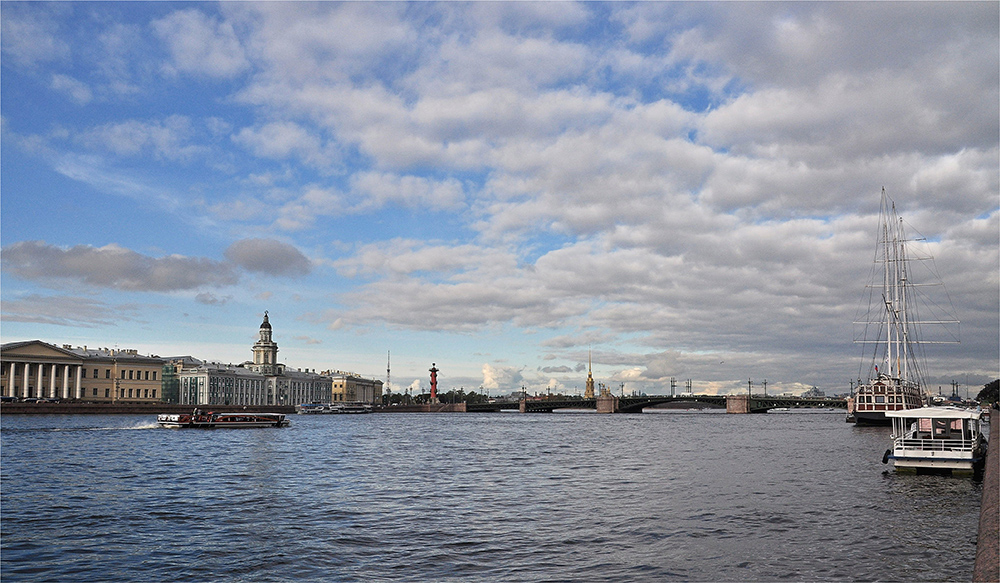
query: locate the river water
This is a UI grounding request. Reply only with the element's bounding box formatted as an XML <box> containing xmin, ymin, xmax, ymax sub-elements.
<box><xmin>1</xmin><ymin>410</ymin><xmax>983</xmax><ymax>582</ymax></box>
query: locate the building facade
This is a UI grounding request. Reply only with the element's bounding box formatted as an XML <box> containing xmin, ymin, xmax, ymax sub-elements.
<box><xmin>2</xmin><ymin>314</ymin><xmax>376</xmax><ymax>407</ymax></box>
<box><xmin>169</xmin><ymin>314</ymin><xmax>332</xmax><ymax>406</ymax></box>
<box><xmin>1</xmin><ymin>341</ymin><xmax>165</xmax><ymax>402</ymax></box>
<box><xmin>328</xmin><ymin>372</ymin><xmax>384</xmax><ymax>403</ymax></box>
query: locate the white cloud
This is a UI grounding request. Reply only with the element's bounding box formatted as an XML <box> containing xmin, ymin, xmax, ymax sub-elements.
<box><xmin>152</xmin><ymin>8</ymin><xmax>249</xmax><ymax>79</ymax></box>
<box><xmin>0</xmin><ymin>4</ymin><xmax>70</xmax><ymax>68</ymax></box>
<box><xmin>50</xmin><ymin>74</ymin><xmax>92</xmax><ymax>105</ymax></box>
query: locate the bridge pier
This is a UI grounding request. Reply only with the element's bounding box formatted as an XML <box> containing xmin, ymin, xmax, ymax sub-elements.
<box><xmin>596</xmin><ymin>394</ymin><xmax>618</xmax><ymax>413</ymax></box>
<box><xmin>726</xmin><ymin>395</ymin><xmax>750</xmax><ymax>414</ymax></box>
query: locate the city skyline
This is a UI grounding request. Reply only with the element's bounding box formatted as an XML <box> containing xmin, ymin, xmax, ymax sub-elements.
<box><xmin>2</xmin><ymin>2</ymin><xmax>997</xmax><ymax>397</ymax></box>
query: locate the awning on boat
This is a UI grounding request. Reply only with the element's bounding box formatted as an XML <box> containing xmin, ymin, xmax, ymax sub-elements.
<box><xmin>885</xmin><ymin>406</ymin><xmax>982</xmax><ymax>420</ymax></box>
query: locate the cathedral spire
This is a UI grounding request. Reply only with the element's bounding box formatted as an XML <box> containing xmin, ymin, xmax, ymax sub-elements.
<box><xmin>584</xmin><ymin>348</ymin><xmax>595</xmax><ymax>399</ymax></box>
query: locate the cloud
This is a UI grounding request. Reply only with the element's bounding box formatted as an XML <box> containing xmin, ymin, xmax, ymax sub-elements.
<box><xmin>0</xmin><ymin>294</ymin><xmax>144</xmax><ymax>328</ymax></box>
<box><xmin>232</xmin><ymin>121</ymin><xmax>342</xmax><ymax>170</ymax></box>
<box><xmin>195</xmin><ymin>292</ymin><xmax>230</xmax><ymax>306</ymax></box>
<box><xmin>293</xmin><ymin>335</ymin><xmax>322</xmax><ymax>345</ymax></box>
<box><xmin>224</xmin><ymin>238</ymin><xmax>312</xmax><ymax>277</ymax></box>
<box><xmin>0</xmin><ymin>4</ymin><xmax>70</xmax><ymax>69</ymax></box>
<box><xmin>78</xmin><ymin>115</ymin><xmax>206</xmax><ymax>161</ymax></box>
<box><xmin>1</xmin><ymin>241</ymin><xmax>239</xmax><ymax>291</ymax></box>
<box><xmin>152</xmin><ymin>8</ymin><xmax>249</xmax><ymax>79</ymax></box>
<box><xmin>50</xmin><ymin>74</ymin><xmax>92</xmax><ymax>105</ymax></box>
<box><xmin>481</xmin><ymin>363</ymin><xmax>524</xmax><ymax>392</ymax></box>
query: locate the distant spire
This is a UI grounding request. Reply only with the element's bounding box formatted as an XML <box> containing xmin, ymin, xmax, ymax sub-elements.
<box><xmin>584</xmin><ymin>348</ymin><xmax>595</xmax><ymax>399</ymax></box>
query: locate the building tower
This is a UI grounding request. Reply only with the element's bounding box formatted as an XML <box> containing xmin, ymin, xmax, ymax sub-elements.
<box><xmin>584</xmin><ymin>350</ymin><xmax>595</xmax><ymax>399</ymax></box>
<box><xmin>429</xmin><ymin>363</ymin><xmax>439</xmax><ymax>402</ymax></box>
<box><xmin>252</xmin><ymin>311</ymin><xmax>279</xmax><ymax>376</ymax></box>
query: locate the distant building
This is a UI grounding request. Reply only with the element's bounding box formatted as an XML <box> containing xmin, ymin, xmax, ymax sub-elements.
<box><xmin>327</xmin><ymin>372</ymin><xmax>383</xmax><ymax>403</ymax></box>
<box><xmin>1</xmin><ymin>341</ymin><xmax>165</xmax><ymax>402</ymax></box>
<box><xmin>169</xmin><ymin>313</ymin><xmax>331</xmax><ymax>406</ymax></box>
<box><xmin>801</xmin><ymin>387</ymin><xmax>826</xmax><ymax>398</ymax></box>
<box><xmin>1</xmin><ymin>313</ymin><xmax>379</xmax><ymax>407</ymax></box>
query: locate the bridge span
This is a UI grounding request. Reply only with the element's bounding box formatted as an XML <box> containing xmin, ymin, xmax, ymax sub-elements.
<box><xmin>464</xmin><ymin>394</ymin><xmax>846</xmax><ymax>414</ymax></box>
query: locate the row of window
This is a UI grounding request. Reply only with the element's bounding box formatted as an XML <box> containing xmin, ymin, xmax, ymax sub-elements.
<box><xmin>81</xmin><ymin>387</ymin><xmax>159</xmax><ymax>399</ymax></box>
<box><xmin>3</xmin><ymin>365</ymin><xmax>158</xmax><ymax>381</ymax></box>
<box><xmin>858</xmin><ymin>395</ymin><xmax>916</xmax><ymax>404</ymax></box>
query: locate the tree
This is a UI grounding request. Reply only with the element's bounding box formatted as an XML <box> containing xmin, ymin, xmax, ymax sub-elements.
<box><xmin>976</xmin><ymin>379</ymin><xmax>998</xmax><ymax>406</ymax></box>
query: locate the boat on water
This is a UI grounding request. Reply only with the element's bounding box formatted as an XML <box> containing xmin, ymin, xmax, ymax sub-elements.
<box><xmin>295</xmin><ymin>402</ymin><xmax>373</xmax><ymax>414</ymax></box>
<box><xmin>882</xmin><ymin>406</ymin><xmax>987</xmax><ymax>474</ymax></box>
<box><xmin>850</xmin><ymin>188</ymin><xmax>958</xmax><ymax>426</ymax></box>
<box><xmin>157</xmin><ymin>410</ymin><xmax>290</xmax><ymax>428</ymax></box>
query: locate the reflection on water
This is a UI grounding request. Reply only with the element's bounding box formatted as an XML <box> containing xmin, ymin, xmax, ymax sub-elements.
<box><xmin>1</xmin><ymin>412</ymin><xmax>981</xmax><ymax>582</ymax></box>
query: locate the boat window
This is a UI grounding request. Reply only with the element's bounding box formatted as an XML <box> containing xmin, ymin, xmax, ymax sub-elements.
<box><xmin>874</xmin><ymin>396</ymin><xmax>885</xmax><ymax>403</ymax></box>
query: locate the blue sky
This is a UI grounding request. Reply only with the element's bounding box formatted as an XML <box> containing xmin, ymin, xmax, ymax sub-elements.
<box><xmin>2</xmin><ymin>2</ymin><xmax>997</xmax><ymax>397</ymax></box>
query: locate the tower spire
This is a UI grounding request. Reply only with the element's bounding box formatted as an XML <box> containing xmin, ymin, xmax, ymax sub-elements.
<box><xmin>584</xmin><ymin>348</ymin><xmax>595</xmax><ymax>399</ymax></box>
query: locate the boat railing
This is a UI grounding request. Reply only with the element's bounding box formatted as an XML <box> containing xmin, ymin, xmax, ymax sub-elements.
<box><xmin>896</xmin><ymin>437</ymin><xmax>976</xmax><ymax>452</ymax></box>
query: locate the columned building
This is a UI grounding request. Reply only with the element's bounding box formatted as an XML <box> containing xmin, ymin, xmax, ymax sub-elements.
<box><xmin>327</xmin><ymin>372</ymin><xmax>384</xmax><ymax>404</ymax></box>
<box><xmin>0</xmin><ymin>341</ymin><xmax>165</xmax><ymax>402</ymax></box>
<box><xmin>170</xmin><ymin>313</ymin><xmax>331</xmax><ymax>406</ymax></box>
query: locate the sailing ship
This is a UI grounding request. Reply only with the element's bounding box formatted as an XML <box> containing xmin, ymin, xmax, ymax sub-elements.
<box><xmin>850</xmin><ymin>188</ymin><xmax>958</xmax><ymax>425</ymax></box>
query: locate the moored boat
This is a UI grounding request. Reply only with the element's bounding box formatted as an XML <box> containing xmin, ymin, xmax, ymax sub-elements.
<box><xmin>882</xmin><ymin>406</ymin><xmax>987</xmax><ymax>474</ymax></box>
<box><xmin>158</xmin><ymin>409</ymin><xmax>289</xmax><ymax>428</ymax></box>
<box><xmin>850</xmin><ymin>188</ymin><xmax>958</xmax><ymax>425</ymax></box>
<box><xmin>296</xmin><ymin>402</ymin><xmax>373</xmax><ymax>414</ymax></box>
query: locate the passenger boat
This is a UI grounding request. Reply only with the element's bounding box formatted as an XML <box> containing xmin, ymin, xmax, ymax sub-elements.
<box><xmin>157</xmin><ymin>410</ymin><xmax>290</xmax><ymax>428</ymax></box>
<box><xmin>296</xmin><ymin>402</ymin><xmax>373</xmax><ymax>414</ymax></box>
<box><xmin>882</xmin><ymin>406</ymin><xmax>987</xmax><ymax>474</ymax></box>
<box><xmin>850</xmin><ymin>188</ymin><xmax>958</xmax><ymax>425</ymax></box>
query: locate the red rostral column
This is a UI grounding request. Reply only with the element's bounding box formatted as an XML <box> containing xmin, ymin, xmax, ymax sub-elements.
<box><xmin>429</xmin><ymin>363</ymin><xmax>439</xmax><ymax>402</ymax></box>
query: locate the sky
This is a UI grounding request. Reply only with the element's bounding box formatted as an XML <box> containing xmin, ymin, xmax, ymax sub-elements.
<box><xmin>1</xmin><ymin>2</ymin><xmax>997</xmax><ymax>398</ymax></box>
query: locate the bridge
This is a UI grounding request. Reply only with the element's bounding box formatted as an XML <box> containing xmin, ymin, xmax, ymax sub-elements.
<box><xmin>465</xmin><ymin>394</ymin><xmax>846</xmax><ymax>414</ymax></box>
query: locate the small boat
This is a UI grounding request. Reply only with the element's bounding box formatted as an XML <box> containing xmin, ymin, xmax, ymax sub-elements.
<box><xmin>158</xmin><ymin>410</ymin><xmax>290</xmax><ymax>428</ymax></box>
<box><xmin>882</xmin><ymin>406</ymin><xmax>987</xmax><ymax>474</ymax></box>
<box><xmin>296</xmin><ymin>402</ymin><xmax>373</xmax><ymax>414</ymax></box>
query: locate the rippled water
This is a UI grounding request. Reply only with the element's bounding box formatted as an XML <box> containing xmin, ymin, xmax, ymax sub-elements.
<box><xmin>1</xmin><ymin>411</ymin><xmax>983</xmax><ymax>582</ymax></box>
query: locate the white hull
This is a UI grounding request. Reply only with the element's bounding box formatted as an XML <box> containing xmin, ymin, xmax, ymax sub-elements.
<box><xmin>885</xmin><ymin>407</ymin><xmax>986</xmax><ymax>473</ymax></box>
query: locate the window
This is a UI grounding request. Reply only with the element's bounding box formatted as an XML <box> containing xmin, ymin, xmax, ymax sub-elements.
<box><xmin>144</xmin><ymin>389</ymin><xmax>149</xmax><ymax>398</ymax></box>
<box><xmin>105</xmin><ymin>370</ymin><xmax>110</xmax><ymax>379</ymax></box>
<box><xmin>144</xmin><ymin>371</ymin><xmax>149</xmax><ymax>381</ymax></box>
<box><xmin>875</xmin><ymin>396</ymin><xmax>885</xmax><ymax>403</ymax></box>
<box><xmin>104</xmin><ymin>388</ymin><xmax>109</xmax><ymax>398</ymax></box>
<box><xmin>152</xmin><ymin>389</ymin><xmax>157</xmax><ymax>399</ymax></box>
<box><xmin>121</xmin><ymin>370</ymin><xmax>126</xmax><ymax>379</ymax></box>
<box><xmin>129</xmin><ymin>389</ymin><xmax>134</xmax><ymax>398</ymax></box>
<box><xmin>93</xmin><ymin>368</ymin><xmax>99</xmax><ymax>378</ymax></box>
<box><xmin>128</xmin><ymin>370</ymin><xmax>134</xmax><ymax>380</ymax></box>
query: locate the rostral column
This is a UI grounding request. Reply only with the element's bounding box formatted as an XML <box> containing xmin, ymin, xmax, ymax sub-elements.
<box><xmin>429</xmin><ymin>363</ymin><xmax>439</xmax><ymax>402</ymax></box>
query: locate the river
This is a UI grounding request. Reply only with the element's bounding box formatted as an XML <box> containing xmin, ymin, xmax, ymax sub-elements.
<box><xmin>0</xmin><ymin>410</ymin><xmax>983</xmax><ymax>582</ymax></box>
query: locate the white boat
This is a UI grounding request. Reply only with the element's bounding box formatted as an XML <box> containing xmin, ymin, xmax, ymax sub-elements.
<box><xmin>158</xmin><ymin>410</ymin><xmax>290</xmax><ymax>428</ymax></box>
<box><xmin>882</xmin><ymin>406</ymin><xmax>987</xmax><ymax>473</ymax></box>
<box><xmin>850</xmin><ymin>188</ymin><xmax>958</xmax><ymax>425</ymax></box>
<box><xmin>295</xmin><ymin>402</ymin><xmax>373</xmax><ymax>414</ymax></box>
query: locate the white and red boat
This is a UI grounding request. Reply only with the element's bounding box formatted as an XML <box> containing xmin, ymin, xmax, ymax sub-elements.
<box><xmin>157</xmin><ymin>409</ymin><xmax>289</xmax><ymax>428</ymax></box>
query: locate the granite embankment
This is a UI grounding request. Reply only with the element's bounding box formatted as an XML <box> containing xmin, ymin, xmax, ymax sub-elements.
<box><xmin>0</xmin><ymin>402</ymin><xmax>296</xmax><ymax>415</ymax></box>
<box><xmin>974</xmin><ymin>411</ymin><xmax>999</xmax><ymax>583</ymax></box>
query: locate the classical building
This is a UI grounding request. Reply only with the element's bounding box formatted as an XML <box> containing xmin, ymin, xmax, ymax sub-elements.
<box><xmin>1</xmin><ymin>313</ymin><xmax>377</xmax><ymax>407</ymax></box>
<box><xmin>1</xmin><ymin>341</ymin><xmax>165</xmax><ymax>402</ymax></box>
<box><xmin>169</xmin><ymin>313</ymin><xmax>332</xmax><ymax>406</ymax></box>
<box><xmin>327</xmin><ymin>372</ymin><xmax>383</xmax><ymax>403</ymax></box>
